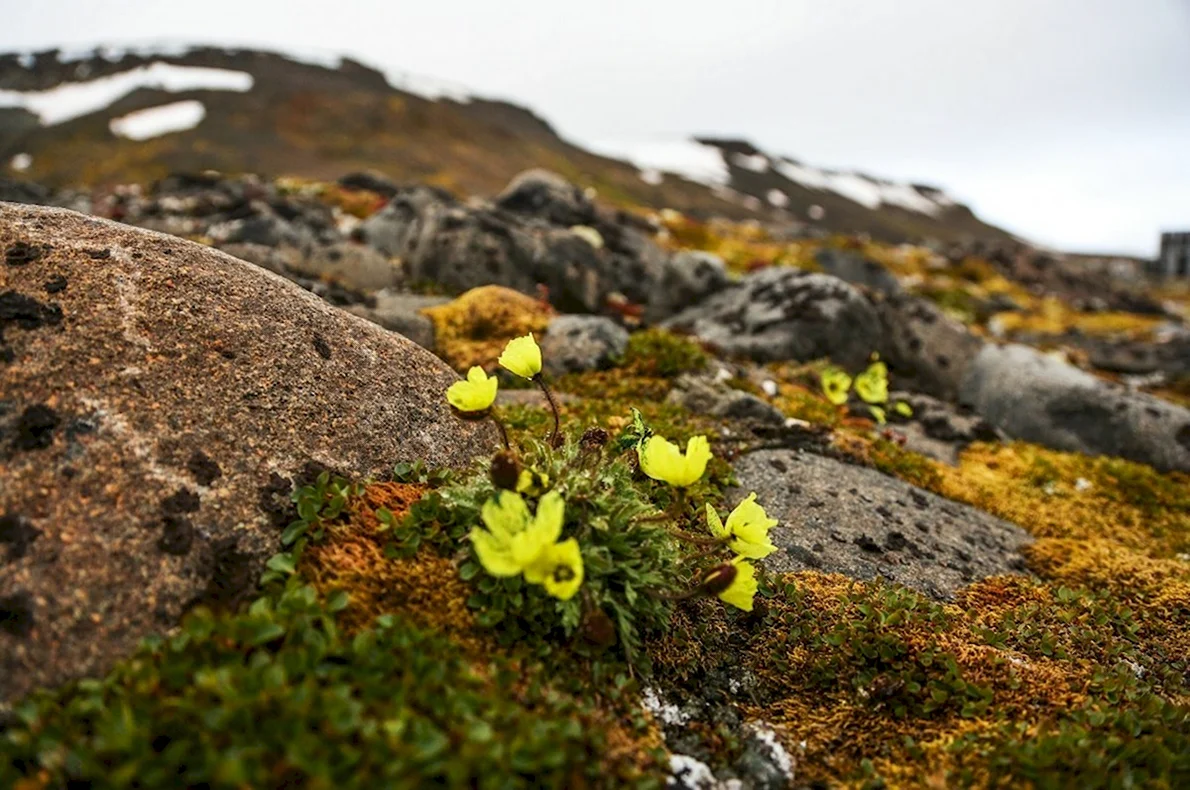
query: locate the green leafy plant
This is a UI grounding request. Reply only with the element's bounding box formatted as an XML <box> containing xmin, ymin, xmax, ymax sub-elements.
<box><xmin>0</xmin><ymin>584</ymin><xmax>657</xmax><ymax>789</ymax></box>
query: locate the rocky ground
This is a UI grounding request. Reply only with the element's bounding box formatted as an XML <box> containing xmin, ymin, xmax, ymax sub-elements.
<box><xmin>1</xmin><ymin>169</ymin><xmax>1188</xmax><ymax>788</ymax></box>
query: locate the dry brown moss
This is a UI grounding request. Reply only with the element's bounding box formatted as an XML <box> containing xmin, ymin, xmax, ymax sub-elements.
<box><xmin>652</xmin><ymin>566</ymin><xmax>1187</xmax><ymax>788</ymax></box>
<box><xmin>301</xmin><ymin>481</ymin><xmax>483</xmax><ymax>646</ymax></box>
<box><xmin>935</xmin><ymin>442</ymin><xmax>1190</xmax><ymax>559</ymax></box>
<box><xmin>422</xmin><ymin>285</ymin><xmax>553</xmax><ymax>370</ymax></box>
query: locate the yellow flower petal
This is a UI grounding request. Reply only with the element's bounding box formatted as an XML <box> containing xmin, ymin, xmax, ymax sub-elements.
<box><xmin>446</xmin><ymin>366</ymin><xmax>498</xmax><ymax>412</ymax></box>
<box><xmin>529</xmin><ymin>538</ymin><xmax>585</xmax><ymax>601</ymax></box>
<box><xmin>480</xmin><ymin>491</ymin><xmax>532</xmax><ymax>540</ymax></box>
<box><xmin>853</xmin><ymin>361</ymin><xmax>889</xmax><ymax>405</ymax></box>
<box><xmin>498</xmin><ymin>334</ymin><xmax>542</xmax><ymax>379</ymax></box>
<box><xmin>639</xmin><ymin>434</ymin><xmax>712</xmax><ymax>488</ymax></box>
<box><xmin>821</xmin><ymin>367</ymin><xmax>853</xmax><ymax>406</ymax></box>
<box><xmin>514</xmin><ymin>490</ymin><xmax>566</xmax><ymax>571</ymax></box>
<box><xmin>718</xmin><ymin>557</ymin><xmax>758</xmax><ymax>611</ymax></box>
<box><xmin>469</xmin><ymin>529</ymin><xmax>522</xmax><ymax>577</ymax></box>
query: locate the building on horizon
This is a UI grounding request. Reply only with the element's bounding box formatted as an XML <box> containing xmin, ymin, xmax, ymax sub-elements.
<box><xmin>1151</xmin><ymin>231</ymin><xmax>1190</xmax><ymax>277</ymax></box>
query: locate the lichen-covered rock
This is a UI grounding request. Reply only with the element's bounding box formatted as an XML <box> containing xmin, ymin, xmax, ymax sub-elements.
<box><xmin>540</xmin><ymin>314</ymin><xmax>629</xmax><ymax>376</ymax></box>
<box><xmin>495</xmin><ymin>168</ymin><xmax>597</xmax><ymax>227</ymax></box>
<box><xmin>357</xmin><ymin>173</ymin><xmax>669</xmax><ymax>313</ymax></box>
<box><xmin>732</xmin><ymin>450</ymin><xmax>1031</xmax><ymax>599</ymax></box>
<box><xmin>662</xmin><ymin>268</ymin><xmax>884</xmax><ymax>369</ymax></box>
<box><xmin>888</xmin><ymin>390</ymin><xmax>1002</xmax><ymax>465</ymax></box>
<box><xmin>958</xmin><ymin>343</ymin><xmax>1190</xmax><ymax>472</ymax></box>
<box><xmin>286</xmin><ymin>242</ymin><xmax>403</xmax><ymax>293</ymax></box>
<box><xmin>815</xmin><ymin>247</ymin><xmax>903</xmax><ymax>296</ymax></box>
<box><xmin>645</xmin><ymin>250</ymin><xmax>730</xmax><ymax>323</ymax></box>
<box><xmin>0</xmin><ymin>203</ymin><xmax>497</xmax><ymax>703</ymax></box>
<box><xmin>873</xmin><ymin>291</ymin><xmax>986</xmax><ymax>401</ymax></box>
<box><xmin>666</xmin><ymin>373</ymin><xmax>785</xmax><ymax>425</ymax></box>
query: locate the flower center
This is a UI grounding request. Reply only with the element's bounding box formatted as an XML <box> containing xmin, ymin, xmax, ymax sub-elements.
<box><xmin>553</xmin><ymin>566</ymin><xmax>576</xmax><ymax>583</ymax></box>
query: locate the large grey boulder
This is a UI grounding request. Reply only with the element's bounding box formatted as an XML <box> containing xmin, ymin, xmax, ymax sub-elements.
<box><xmin>357</xmin><ymin>173</ymin><xmax>669</xmax><ymax>314</ymax></box>
<box><xmin>958</xmin><ymin>343</ymin><xmax>1190</xmax><ymax>472</ymax></box>
<box><xmin>495</xmin><ymin>168</ymin><xmax>597</xmax><ymax>227</ymax></box>
<box><xmin>732</xmin><ymin>450</ymin><xmax>1031</xmax><ymax>600</ymax></box>
<box><xmin>662</xmin><ymin>268</ymin><xmax>884</xmax><ymax>369</ymax></box>
<box><xmin>874</xmin><ymin>291</ymin><xmax>986</xmax><ymax>402</ymax></box>
<box><xmin>540</xmin><ymin>314</ymin><xmax>629</xmax><ymax>376</ymax></box>
<box><xmin>0</xmin><ymin>203</ymin><xmax>497</xmax><ymax>703</ymax></box>
<box><xmin>815</xmin><ymin>247</ymin><xmax>902</xmax><ymax>296</ymax></box>
<box><xmin>645</xmin><ymin>250</ymin><xmax>730</xmax><ymax>323</ymax></box>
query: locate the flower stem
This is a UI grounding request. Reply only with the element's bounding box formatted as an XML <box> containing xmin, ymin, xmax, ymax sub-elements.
<box><xmin>666</xmin><ymin>527</ymin><xmax>727</xmax><ymax>547</ymax></box>
<box><xmin>535</xmin><ymin>375</ymin><xmax>562</xmax><ymax>448</ymax></box>
<box><xmin>489</xmin><ymin>413</ymin><xmax>511</xmax><ymax>451</ymax></box>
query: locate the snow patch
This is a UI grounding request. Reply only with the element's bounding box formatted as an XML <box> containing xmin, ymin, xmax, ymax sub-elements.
<box><xmin>775</xmin><ymin>157</ymin><xmax>954</xmax><ymax>216</ymax></box>
<box><xmin>668</xmin><ymin>755</ymin><xmax>743</xmax><ymax>790</ymax></box>
<box><xmin>9</xmin><ymin>153</ymin><xmax>32</xmax><ymax>172</ymax></box>
<box><xmin>730</xmin><ymin>151</ymin><xmax>768</xmax><ymax>173</ymax></box>
<box><xmin>807</xmin><ymin>204</ymin><xmax>826</xmax><ymax>221</ymax></box>
<box><xmin>640</xmin><ymin>168</ymin><xmax>663</xmax><ymax>185</ymax></box>
<box><xmin>0</xmin><ymin>62</ymin><xmax>253</xmax><ymax>125</ymax></box>
<box><xmin>16</xmin><ymin>52</ymin><xmax>35</xmax><ymax>69</ymax></box>
<box><xmin>109</xmin><ymin>100</ymin><xmax>205</xmax><ymax>140</ymax></box>
<box><xmin>766</xmin><ymin>188</ymin><xmax>789</xmax><ymax>208</ymax></box>
<box><xmin>387</xmin><ymin>69</ymin><xmax>472</xmax><ymax>103</ymax></box>
<box><xmin>588</xmin><ymin>138</ymin><xmax>730</xmax><ymax>186</ymax></box>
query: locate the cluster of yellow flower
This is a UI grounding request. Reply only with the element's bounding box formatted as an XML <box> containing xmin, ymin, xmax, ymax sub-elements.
<box><xmin>445</xmin><ymin>334</ymin><xmax>542</xmax><ymax>413</ymax></box>
<box><xmin>637</xmin><ymin>434</ymin><xmax>776</xmax><ymax>611</ymax></box>
<box><xmin>444</xmin><ymin>332</ymin><xmax>779</xmax><ymax>611</ymax></box>
<box><xmin>469</xmin><ymin>490</ymin><xmax>584</xmax><ymax>601</ymax></box>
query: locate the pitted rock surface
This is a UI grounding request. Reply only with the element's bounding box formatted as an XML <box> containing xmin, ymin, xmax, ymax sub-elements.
<box><xmin>0</xmin><ymin>202</ymin><xmax>497</xmax><ymax>702</ymax></box>
<box><xmin>959</xmin><ymin>343</ymin><xmax>1190</xmax><ymax>473</ymax></box>
<box><xmin>662</xmin><ymin>268</ymin><xmax>883</xmax><ymax>369</ymax></box>
<box><xmin>732</xmin><ymin>450</ymin><xmax>1031</xmax><ymax>599</ymax></box>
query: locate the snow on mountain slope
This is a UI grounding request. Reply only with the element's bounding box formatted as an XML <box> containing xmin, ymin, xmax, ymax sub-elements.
<box><xmin>0</xmin><ymin>62</ymin><xmax>252</xmax><ymax>124</ymax></box>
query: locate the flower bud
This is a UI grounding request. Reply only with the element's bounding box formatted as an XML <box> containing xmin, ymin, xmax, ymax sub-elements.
<box><xmin>580</xmin><ymin>427</ymin><xmax>609</xmax><ymax>453</ymax></box>
<box><xmin>698</xmin><ymin>562</ymin><xmax>738</xmax><ymax>596</ymax></box>
<box><xmin>489</xmin><ymin>450</ymin><xmax>521</xmax><ymax>491</ymax></box>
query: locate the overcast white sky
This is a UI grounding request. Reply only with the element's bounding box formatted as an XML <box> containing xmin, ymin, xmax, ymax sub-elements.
<box><xmin>3</xmin><ymin>0</ymin><xmax>1189</xmax><ymax>255</ymax></box>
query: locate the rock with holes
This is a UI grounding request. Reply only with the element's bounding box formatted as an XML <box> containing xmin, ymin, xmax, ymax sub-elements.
<box><xmin>662</xmin><ymin>267</ymin><xmax>884</xmax><ymax>369</ymax></box>
<box><xmin>357</xmin><ymin>172</ymin><xmax>669</xmax><ymax>313</ymax></box>
<box><xmin>0</xmin><ymin>202</ymin><xmax>497</xmax><ymax>703</ymax></box>
<box><xmin>958</xmin><ymin>343</ymin><xmax>1190</xmax><ymax>472</ymax></box>
<box><xmin>539</xmin><ymin>314</ymin><xmax>629</xmax><ymax>376</ymax></box>
<box><xmin>873</xmin><ymin>291</ymin><xmax>985</xmax><ymax>402</ymax></box>
<box><xmin>732</xmin><ymin>450</ymin><xmax>1032</xmax><ymax>599</ymax></box>
<box><xmin>815</xmin><ymin>247</ymin><xmax>903</xmax><ymax>296</ymax></box>
<box><xmin>645</xmin><ymin>250</ymin><xmax>730</xmax><ymax>323</ymax></box>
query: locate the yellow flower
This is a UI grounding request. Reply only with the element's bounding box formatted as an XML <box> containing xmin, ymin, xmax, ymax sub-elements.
<box><xmin>638</xmin><ymin>435</ymin><xmax>712</xmax><ymax>487</ymax></box>
<box><xmin>706</xmin><ymin>493</ymin><xmax>778</xmax><ymax>559</ymax></box>
<box><xmin>525</xmin><ymin>538</ymin><xmax>584</xmax><ymax>600</ymax></box>
<box><xmin>469</xmin><ymin>491</ymin><xmax>565</xmax><ymax>579</ymax></box>
<box><xmin>498</xmin><ymin>334</ymin><xmax>542</xmax><ymax>379</ymax></box>
<box><xmin>718</xmin><ymin>557</ymin><xmax>759</xmax><ymax>612</ymax></box>
<box><xmin>516</xmin><ymin>468</ymin><xmax>550</xmax><ymax>496</ymax></box>
<box><xmin>853</xmin><ymin>361</ymin><xmax>889</xmax><ymax>405</ymax></box>
<box><xmin>446</xmin><ymin>366</ymin><xmax>498</xmax><ymax>412</ymax></box>
<box><xmin>820</xmin><ymin>366</ymin><xmax>852</xmax><ymax>406</ymax></box>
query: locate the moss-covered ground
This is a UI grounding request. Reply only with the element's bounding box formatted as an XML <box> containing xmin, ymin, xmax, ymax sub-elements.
<box><xmin>3</xmin><ymin>215</ymin><xmax>1188</xmax><ymax>788</ymax></box>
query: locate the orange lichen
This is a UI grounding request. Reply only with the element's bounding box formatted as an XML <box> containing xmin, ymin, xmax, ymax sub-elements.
<box><xmin>422</xmin><ymin>285</ymin><xmax>553</xmax><ymax>371</ymax></box>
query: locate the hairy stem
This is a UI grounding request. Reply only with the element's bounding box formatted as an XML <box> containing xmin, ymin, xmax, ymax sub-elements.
<box><xmin>535</xmin><ymin>375</ymin><xmax>562</xmax><ymax>447</ymax></box>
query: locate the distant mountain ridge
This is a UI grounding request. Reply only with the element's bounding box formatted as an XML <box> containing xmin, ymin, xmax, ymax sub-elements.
<box><xmin>0</xmin><ymin>44</ymin><xmax>1014</xmax><ymax>245</ymax></box>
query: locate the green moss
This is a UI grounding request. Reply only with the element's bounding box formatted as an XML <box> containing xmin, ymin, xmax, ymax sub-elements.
<box><xmin>620</xmin><ymin>328</ymin><xmax>709</xmax><ymax>377</ymax></box>
<box><xmin>0</xmin><ymin>584</ymin><xmax>664</xmax><ymax>789</ymax></box>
